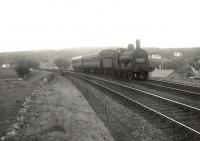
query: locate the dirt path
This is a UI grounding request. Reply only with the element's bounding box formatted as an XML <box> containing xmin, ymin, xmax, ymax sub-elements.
<box><xmin>13</xmin><ymin>75</ymin><xmax>114</xmax><ymax>141</ymax></box>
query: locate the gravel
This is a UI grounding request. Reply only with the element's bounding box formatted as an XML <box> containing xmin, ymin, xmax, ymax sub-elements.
<box><xmin>70</xmin><ymin>76</ymin><xmax>172</xmax><ymax>141</ymax></box>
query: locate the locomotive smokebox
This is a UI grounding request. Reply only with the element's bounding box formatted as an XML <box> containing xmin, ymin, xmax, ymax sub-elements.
<box><xmin>136</xmin><ymin>39</ymin><xmax>140</xmax><ymax>50</ymax></box>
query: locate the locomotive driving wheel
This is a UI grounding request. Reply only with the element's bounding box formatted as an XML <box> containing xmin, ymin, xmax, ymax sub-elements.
<box><xmin>135</xmin><ymin>73</ymin><xmax>141</xmax><ymax>80</ymax></box>
<box><xmin>128</xmin><ymin>72</ymin><xmax>134</xmax><ymax>80</ymax></box>
<box><xmin>142</xmin><ymin>72</ymin><xmax>149</xmax><ymax>80</ymax></box>
<box><xmin>140</xmin><ymin>72</ymin><xmax>149</xmax><ymax>80</ymax></box>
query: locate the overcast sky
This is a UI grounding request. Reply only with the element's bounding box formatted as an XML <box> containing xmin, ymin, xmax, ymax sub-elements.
<box><xmin>0</xmin><ymin>0</ymin><xmax>200</xmax><ymax>52</ymax></box>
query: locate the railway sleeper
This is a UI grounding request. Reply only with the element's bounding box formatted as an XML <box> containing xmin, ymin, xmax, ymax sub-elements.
<box><xmin>164</xmin><ymin>112</ymin><xmax>199</xmax><ymax>117</ymax></box>
<box><xmin>160</xmin><ymin>126</ymin><xmax>198</xmax><ymax>141</ymax></box>
<box><xmin>163</xmin><ymin>114</ymin><xmax>200</xmax><ymax>121</ymax></box>
<box><xmin>156</xmin><ymin>108</ymin><xmax>188</xmax><ymax>113</ymax></box>
<box><xmin>171</xmin><ymin>133</ymin><xmax>198</xmax><ymax>141</ymax></box>
<box><xmin>174</xmin><ymin>115</ymin><xmax>200</xmax><ymax>121</ymax></box>
<box><xmin>143</xmin><ymin>106</ymin><xmax>179</xmax><ymax>113</ymax></box>
<box><xmin>179</xmin><ymin>120</ymin><xmax>200</xmax><ymax>129</ymax></box>
<box><xmin>169</xmin><ymin>111</ymin><xmax>198</xmax><ymax>116</ymax></box>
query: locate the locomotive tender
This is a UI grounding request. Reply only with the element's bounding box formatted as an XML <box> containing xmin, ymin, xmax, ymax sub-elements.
<box><xmin>72</xmin><ymin>40</ymin><xmax>150</xmax><ymax>80</ymax></box>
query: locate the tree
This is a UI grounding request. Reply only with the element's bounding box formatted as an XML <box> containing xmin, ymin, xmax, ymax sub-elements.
<box><xmin>15</xmin><ymin>59</ymin><xmax>30</xmax><ymax>78</ymax></box>
<box><xmin>54</xmin><ymin>58</ymin><xmax>71</xmax><ymax>69</ymax></box>
<box><xmin>163</xmin><ymin>57</ymin><xmax>185</xmax><ymax>70</ymax></box>
<box><xmin>27</xmin><ymin>59</ymin><xmax>40</xmax><ymax>68</ymax></box>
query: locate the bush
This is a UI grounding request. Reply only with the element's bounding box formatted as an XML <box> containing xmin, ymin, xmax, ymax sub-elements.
<box><xmin>54</xmin><ymin>58</ymin><xmax>71</xmax><ymax>69</ymax></box>
<box><xmin>27</xmin><ymin>59</ymin><xmax>40</xmax><ymax>68</ymax></box>
<box><xmin>15</xmin><ymin>60</ymin><xmax>30</xmax><ymax>78</ymax></box>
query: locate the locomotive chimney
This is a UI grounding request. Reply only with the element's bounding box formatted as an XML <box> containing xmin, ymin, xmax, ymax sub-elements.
<box><xmin>136</xmin><ymin>39</ymin><xmax>140</xmax><ymax>50</ymax></box>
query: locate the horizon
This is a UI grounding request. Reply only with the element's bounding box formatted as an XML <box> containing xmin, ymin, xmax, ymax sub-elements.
<box><xmin>1</xmin><ymin>46</ymin><xmax>200</xmax><ymax>54</ymax></box>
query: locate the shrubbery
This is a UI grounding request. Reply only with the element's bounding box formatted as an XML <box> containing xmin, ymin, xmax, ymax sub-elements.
<box><xmin>54</xmin><ymin>58</ymin><xmax>71</xmax><ymax>69</ymax></box>
<box><xmin>15</xmin><ymin>58</ymin><xmax>39</xmax><ymax>78</ymax></box>
<box><xmin>15</xmin><ymin>60</ymin><xmax>30</xmax><ymax>78</ymax></box>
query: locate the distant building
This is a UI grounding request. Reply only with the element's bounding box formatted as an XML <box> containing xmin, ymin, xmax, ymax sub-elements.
<box><xmin>1</xmin><ymin>64</ymin><xmax>10</xmax><ymax>68</ymax></box>
<box><xmin>151</xmin><ymin>54</ymin><xmax>161</xmax><ymax>59</ymax></box>
<box><xmin>39</xmin><ymin>62</ymin><xmax>58</xmax><ymax>69</ymax></box>
<box><xmin>173</xmin><ymin>52</ymin><xmax>183</xmax><ymax>57</ymax></box>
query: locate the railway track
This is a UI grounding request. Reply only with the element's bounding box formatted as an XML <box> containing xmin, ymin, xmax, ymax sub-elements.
<box><xmin>127</xmin><ymin>79</ymin><xmax>200</xmax><ymax>103</ymax></box>
<box><xmin>69</xmin><ymin>70</ymin><xmax>200</xmax><ymax>105</ymax></box>
<box><xmin>66</xmin><ymin>71</ymin><xmax>200</xmax><ymax>140</ymax></box>
<box><xmin>43</xmin><ymin>69</ymin><xmax>200</xmax><ymax>104</ymax></box>
<box><xmin>82</xmin><ymin>72</ymin><xmax>200</xmax><ymax>105</ymax></box>
<box><xmin>65</xmin><ymin>70</ymin><xmax>200</xmax><ymax>99</ymax></box>
<box><xmin>149</xmin><ymin>78</ymin><xmax>200</xmax><ymax>94</ymax></box>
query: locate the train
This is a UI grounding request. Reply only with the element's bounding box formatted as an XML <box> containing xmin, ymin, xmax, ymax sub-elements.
<box><xmin>72</xmin><ymin>40</ymin><xmax>150</xmax><ymax>80</ymax></box>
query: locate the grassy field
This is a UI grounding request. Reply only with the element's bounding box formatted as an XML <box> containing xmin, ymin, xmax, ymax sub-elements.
<box><xmin>0</xmin><ymin>80</ymin><xmax>34</xmax><ymax>137</ymax></box>
<box><xmin>0</xmin><ymin>68</ymin><xmax>18</xmax><ymax>79</ymax></box>
<box><xmin>0</xmin><ymin>70</ymin><xmax>53</xmax><ymax>138</ymax></box>
<box><xmin>12</xmin><ymin>76</ymin><xmax>114</xmax><ymax>141</ymax></box>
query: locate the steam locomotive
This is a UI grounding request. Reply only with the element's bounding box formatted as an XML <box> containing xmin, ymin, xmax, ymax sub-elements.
<box><xmin>72</xmin><ymin>40</ymin><xmax>150</xmax><ymax>80</ymax></box>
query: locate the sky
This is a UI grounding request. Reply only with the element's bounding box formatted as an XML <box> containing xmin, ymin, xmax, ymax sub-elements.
<box><xmin>0</xmin><ymin>0</ymin><xmax>200</xmax><ymax>52</ymax></box>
